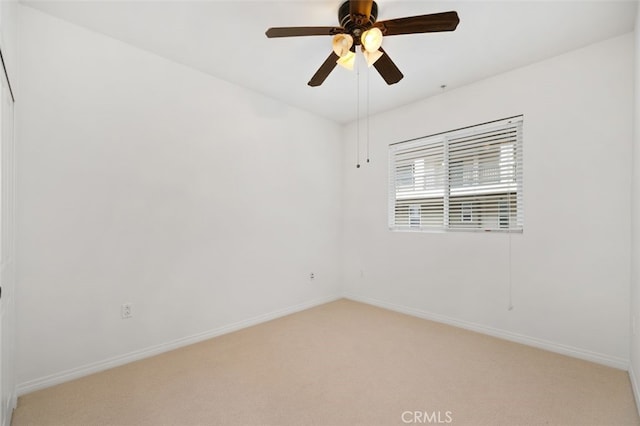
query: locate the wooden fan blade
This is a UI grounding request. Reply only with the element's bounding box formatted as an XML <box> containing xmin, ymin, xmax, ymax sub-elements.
<box><xmin>350</xmin><ymin>0</ymin><xmax>374</xmax><ymax>19</ymax></box>
<box><xmin>265</xmin><ymin>26</ymin><xmax>344</xmax><ymax>38</ymax></box>
<box><xmin>373</xmin><ymin>48</ymin><xmax>403</xmax><ymax>85</ymax></box>
<box><xmin>308</xmin><ymin>52</ymin><xmax>340</xmax><ymax>87</ymax></box>
<box><xmin>374</xmin><ymin>11</ymin><xmax>459</xmax><ymax>36</ymax></box>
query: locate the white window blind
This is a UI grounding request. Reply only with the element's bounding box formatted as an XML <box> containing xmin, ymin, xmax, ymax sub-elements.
<box><xmin>389</xmin><ymin>116</ymin><xmax>523</xmax><ymax>232</ymax></box>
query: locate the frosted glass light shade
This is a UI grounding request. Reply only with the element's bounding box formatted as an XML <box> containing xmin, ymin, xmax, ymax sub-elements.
<box><xmin>361</xmin><ymin>27</ymin><xmax>383</xmax><ymax>52</ymax></box>
<box><xmin>362</xmin><ymin>48</ymin><xmax>383</xmax><ymax>67</ymax></box>
<box><xmin>332</xmin><ymin>34</ymin><xmax>354</xmax><ymax>57</ymax></box>
<box><xmin>336</xmin><ymin>51</ymin><xmax>356</xmax><ymax>70</ymax></box>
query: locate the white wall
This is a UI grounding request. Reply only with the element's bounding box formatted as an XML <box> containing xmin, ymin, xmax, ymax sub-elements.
<box><xmin>0</xmin><ymin>0</ymin><xmax>17</xmax><ymax>86</ymax></box>
<box><xmin>15</xmin><ymin>0</ymin><xmax>636</xmax><ymax>397</ymax></box>
<box><xmin>343</xmin><ymin>34</ymin><xmax>634</xmax><ymax>367</ymax></box>
<box><xmin>630</xmin><ymin>1</ymin><xmax>640</xmax><ymax>410</ymax></box>
<box><xmin>0</xmin><ymin>0</ymin><xmax>18</xmax><ymax>423</ymax></box>
<box><xmin>16</xmin><ymin>5</ymin><xmax>343</xmax><ymax>392</ymax></box>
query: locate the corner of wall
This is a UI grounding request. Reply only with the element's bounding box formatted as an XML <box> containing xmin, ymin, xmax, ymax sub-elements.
<box><xmin>631</xmin><ymin>364</ymin><xmax>640</xmax><ymax>417</ymax></box>
<box><xmin>629</xmin><ymin>0</ymin><xmax>640</xmax><ymax>416</ymax></box>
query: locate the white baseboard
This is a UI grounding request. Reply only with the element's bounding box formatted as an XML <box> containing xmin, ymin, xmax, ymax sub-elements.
<box><xmin>16</xmin><ymin>295</ymin><xmax>341</xmax><ymax>396</ymax></box>
<box><xmin>345</xmin><ymin>293</ymin><xmax>629</xmax><ymax>370</ymax></box>
<box><xmin>3</xmin><ymin>390</ymin><xmax>16</xmax><ymax>426</ymax></box>
<box><xmin>630</xmin><ymin>366</ymin><xmax>640</xmax><ymax>416</ymax></box>
<box><xmin>17</xmin><ymin>293</ymin><xmax>629</xmax><ymax>397</ymax></box>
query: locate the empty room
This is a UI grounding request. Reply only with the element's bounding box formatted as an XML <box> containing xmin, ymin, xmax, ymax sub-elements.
<box><xmin>1</xmin><ymin>0</ymin><xmax>640</xmax><ymax>424</ymax></box>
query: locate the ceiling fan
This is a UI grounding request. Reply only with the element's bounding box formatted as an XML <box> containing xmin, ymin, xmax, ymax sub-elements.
<box><xmin>265</xmin><ymin>0</ymin><xmax>459</xmax><ymax>87</ymax></box>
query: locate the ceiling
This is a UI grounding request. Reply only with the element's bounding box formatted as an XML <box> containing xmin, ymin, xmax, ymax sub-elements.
<box><xmin>23</xmin><ymin>0</ymin><xmax>638</xmax><ymax>124</ymax></box>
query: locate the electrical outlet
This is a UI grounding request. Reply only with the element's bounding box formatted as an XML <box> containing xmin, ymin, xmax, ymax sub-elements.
<box><xmin>121</xmin><ymin>303</ymin><xmax>132</xmax><ymax>319</ymax></box>
<box><xmin>310</xmin><ymin>272</ymin><xmax>315</xmax><ymax>280</ymax></box>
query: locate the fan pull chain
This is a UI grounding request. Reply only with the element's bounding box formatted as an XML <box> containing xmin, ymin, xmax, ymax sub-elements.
<box><xmin>366</xmin><ymin>65</ymin><xmax>370</xmax><ymax>164</ymax></box>
<box><xmin>356</xmin><ymin>57</ymin><xmax>361</xmax><ymax>169</ymax></box>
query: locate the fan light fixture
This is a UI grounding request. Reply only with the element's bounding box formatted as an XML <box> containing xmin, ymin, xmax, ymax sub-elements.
<box><xmin>332</xmin><ymin>34</ymin><xmax>353</xmax><ymax>58</ymax></box>
<box><xmin>333</xmin><ymin>29</ymin><xmax>382</xmax><ymax>70</ymax></box>
<box><xmin>336</xmin><ymin>51</ymin><xmax>356</xmax><ymax>70</ymax></box>
<box><xmin>332</xmin><ymin>34</ymin><xmax>356</xmax><ymax>70</ymax></box>
<box><xmin>361</xmin><ymin>27</ymin><xmax>383</xmax><ymax>52</ymax></box>
<box><xmin>360</xmin><ymin>27</ymin><xmax>383</xmax><ymax>67</ymax></box>
<box><xmin>362</xmin><ymin>47</ymin><xmax>383</xmax><ymax>67</ymax></box>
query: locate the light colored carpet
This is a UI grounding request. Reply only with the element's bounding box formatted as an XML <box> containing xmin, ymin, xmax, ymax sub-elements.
<box><xmin>12</xmin><ymin>299</ymin><xmax>640</xmax><ymax>426</ymax></box>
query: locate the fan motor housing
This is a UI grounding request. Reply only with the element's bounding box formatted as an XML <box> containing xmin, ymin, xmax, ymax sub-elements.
<box><xmin>338</xmin><ymin>1</ymin><xmax>378</xmax><ymax>42</ymax></box>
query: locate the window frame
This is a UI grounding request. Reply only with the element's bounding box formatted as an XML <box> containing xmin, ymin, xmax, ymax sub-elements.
<box><xmin>388</xmin><ymin>116</ymin><xmax>523</xmax><ymax>233</ymax></box>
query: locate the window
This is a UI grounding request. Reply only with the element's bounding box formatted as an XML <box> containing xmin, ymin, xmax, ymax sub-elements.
<box><xmin>389</xmin><ymin>116</ymin><xmax>523</xmax><ymax>232</ymax></box>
